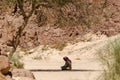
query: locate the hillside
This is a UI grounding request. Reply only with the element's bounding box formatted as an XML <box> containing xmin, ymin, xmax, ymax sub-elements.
<box><xmin>0</xmin><ymin>0</ymin><xmax>120</xmax><ymax>57</ymax></box>
<box><xmin>0</xmin><ymin>0</ymin><xmax>120</xmax><ymax>80</ymax></box>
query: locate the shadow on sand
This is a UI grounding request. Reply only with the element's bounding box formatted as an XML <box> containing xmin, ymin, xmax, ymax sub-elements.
<box><xmin>29</xmin><ymin>69</ymin><xmax>103</xmax><ymax>72</ymax></box>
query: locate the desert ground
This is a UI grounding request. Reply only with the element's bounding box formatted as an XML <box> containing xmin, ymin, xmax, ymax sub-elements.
<box><xmin>0</xmin><ymin>1</ymin><xmax>120</xmax><ymax>80</ymax></box>
<box><xmin>21</xmin><ymin>33</ymin><xmax>119</xmax><ymax>80</ymax></box>
<box><xmin>23</xmin><ymin>59</ymin><xmax>102</xmax><ymax>80</ymax></box>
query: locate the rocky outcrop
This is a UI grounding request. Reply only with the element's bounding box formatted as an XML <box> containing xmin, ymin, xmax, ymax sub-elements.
<box><xmin>0</xmin><ymin>55</ymin><xmax>36</xmax><ymax>80</ymax></box>
<box><xmin>12</xmin><ymin>69</ymin><xmax>35</xmax><ymax>79</ymax></box>
<box><xmin>0</xmin><ymin>72</ymin><xmax>6</xmax><ymax>80</ymax></box>
<box><xmin>0</xmin><ymin>55</ymin><xmax>10</xmax><ymax>75</ymax></box>
<box><xmin>0</xmin><ymin>0</ymin><xmax>120</xmax><ymax>54</ymax></box>
<box><xmin>13</xmin><ymin>77</ymin><xmax>35</xmax><ymax>80</ymax></box>
<box><xmin>0</xmin><ymin>55</ymin><xmax>11</xmax><ymax>80</ymax></box>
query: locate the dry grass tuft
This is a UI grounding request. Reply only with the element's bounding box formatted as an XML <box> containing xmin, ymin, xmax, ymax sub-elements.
<box><xmin>98</xmin><ymin>37</ymin><xmax>120</xmax><ymax>80</ymax></box>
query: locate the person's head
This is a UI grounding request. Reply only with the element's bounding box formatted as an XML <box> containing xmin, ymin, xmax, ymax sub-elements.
<box><xmin>63</xmin><ymin>56</ymin><xmax>70</xmax><ymax>62</ymax></box>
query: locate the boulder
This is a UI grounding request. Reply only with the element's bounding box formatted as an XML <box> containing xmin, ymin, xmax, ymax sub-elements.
<box><xmin>6</xmin><ymin>76</ymin><xmax>12</xmax><ymax>80</ymax></box>
<box><xmin>12</xmin><ymin>69</ymin><xmax>35</xmax><ymax>79</ymax></box>
<box><xmin>13</xmin><ymin>77</ymin><xmax>35</xmax><ymax>80</ymax></box>
<box><xmin>0</xmin><ymin>72</ymin><xmax>6</xmax><ymax>80</ymax></box>
<box><xmin>0</xmin><ymin>55</ymin><xmax>10</xmax><ymax>75</ymax></box>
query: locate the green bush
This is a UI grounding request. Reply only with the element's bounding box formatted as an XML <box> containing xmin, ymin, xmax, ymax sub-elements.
<box><xmin>9</xmin><ymin>52</ymin><xmax>24</xmax><ymax>69</ymax></box>
<box><xmin>98</xmin><ymin>37</ymin><xmax>120</xmax><ymax>80</ymax></box>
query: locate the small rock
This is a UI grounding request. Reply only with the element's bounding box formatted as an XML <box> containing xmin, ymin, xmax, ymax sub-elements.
<box><xmin>13</xmin><ymin>77</ymin><xmax>35</xmax><ymax>80</ymax></box>
<box><xmin>0</xmin><ymin>55</ymin><xmax>10</xmax><ymax>75</ymax></box>
<box><xmin>12</xmin><ymin>69</ymin><xmax>35</xmax><ymax>79</ymax></box>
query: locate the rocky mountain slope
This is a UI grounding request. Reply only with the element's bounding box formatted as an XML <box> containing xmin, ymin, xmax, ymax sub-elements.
<box><xmin>0</xmin><ymin>0</ymin><xmax>120</xmax><ymax>54</ymax></box>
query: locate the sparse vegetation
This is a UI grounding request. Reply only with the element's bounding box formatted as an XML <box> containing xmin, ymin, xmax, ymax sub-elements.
<box><xmin>0</xmin><ymin>0</ymin><xmax>112</xmax><ymax>52</ymax></box>
<box><xmin>33</xmin><ymin>55</ymin><xmax>42</xmax><ymax>60</ymax></box>
<box><xmin>98</xmin><ymin>37</ymin><xmax>120</xmax><ymax>80</ymax></box>
<box><xmin>6</xmin><ymin>0</ymin><xmax>36</xmax><ymax>57</ymax></box>
<box><xmin>0</xmin><ymin>0</ymin><xmax>120</xmax><ymax>80</ymax></box>
<box><xmin>51</xmin><ymin>43</ymin><xmax>67</xmax><ymax>51</ymax></box>
<box><xmin>41</xmin><ymin>46</ymin><xmax>49</xmax><ymax>52</ymax></box>
<box><xmin>5</xmin><ymin>0</ymin><xmax>106</xmax><ymax>28</ymax></box>
<box><xmin>9</xmin><ymin>52</ymin><xmax>24</xmax><ymax>69</ymax></box>
<box><xmin>75</xmin><ymin>57</ymin><xmax>80</xmax><ymax>60</ymax></box>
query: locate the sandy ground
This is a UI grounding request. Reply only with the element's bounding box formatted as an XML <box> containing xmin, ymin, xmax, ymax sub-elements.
<box><xmin>22</xmin><ymin>34</ymin><xmax>120</xmax><ymax>80</ymax></box>
<box><xmin>23</xmin><ymin>59</ymin><xmax>102</xmax><ymax>80</ymax></box>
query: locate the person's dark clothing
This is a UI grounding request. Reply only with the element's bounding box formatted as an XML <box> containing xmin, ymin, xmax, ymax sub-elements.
<box><xmin>61</xmin><ymin>56</ymin><xmax>72</xmax><ymax>70</ymax></box>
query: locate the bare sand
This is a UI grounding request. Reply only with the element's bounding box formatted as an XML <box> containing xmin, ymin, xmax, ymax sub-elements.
<box><xmin>23</xmin><ymin>59</ymin><xmax>102</xmax><ymax>80</ymax></box>
<box><xmin>22</xmin><ymin>34</ymin><xmax>120</xmax><ymax>80</ymax></box>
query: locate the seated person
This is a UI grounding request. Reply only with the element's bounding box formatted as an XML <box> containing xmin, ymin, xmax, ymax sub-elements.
<box><xmin>61</xmin><ymin>56</ymin><xmax>72</xmax><ymax>70</ymax></box>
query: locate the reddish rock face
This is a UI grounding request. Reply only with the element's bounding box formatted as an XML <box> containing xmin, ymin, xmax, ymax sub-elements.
<box><xmin>0</xmin><ymin>72</ymin><xmax>6</xmax><ymax>80</ymax></box>
<box><xmin>0</xmin><ymin>55</ymin><xmax>10</xmax><ymax>75</ymax></box>
<box><xmin>0</xmin><ymin>0</ymin><xmax>120</xmax><ymax>53</ymax></box>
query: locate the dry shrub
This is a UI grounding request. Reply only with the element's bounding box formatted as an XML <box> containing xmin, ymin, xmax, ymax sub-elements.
<box><xmin>98</xmin><ymin>37</ymin><xmax>120</xmax><ymax>80</ymax></box>
<box><xmin>9</xmin><ymin>52</ymin><xmax>24</xmax><ymax>69</ymax></box>
<box><xmin>51</xmin><ymin>42</ymin><xmax>67</xmax><ymax>51</ymax></box>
